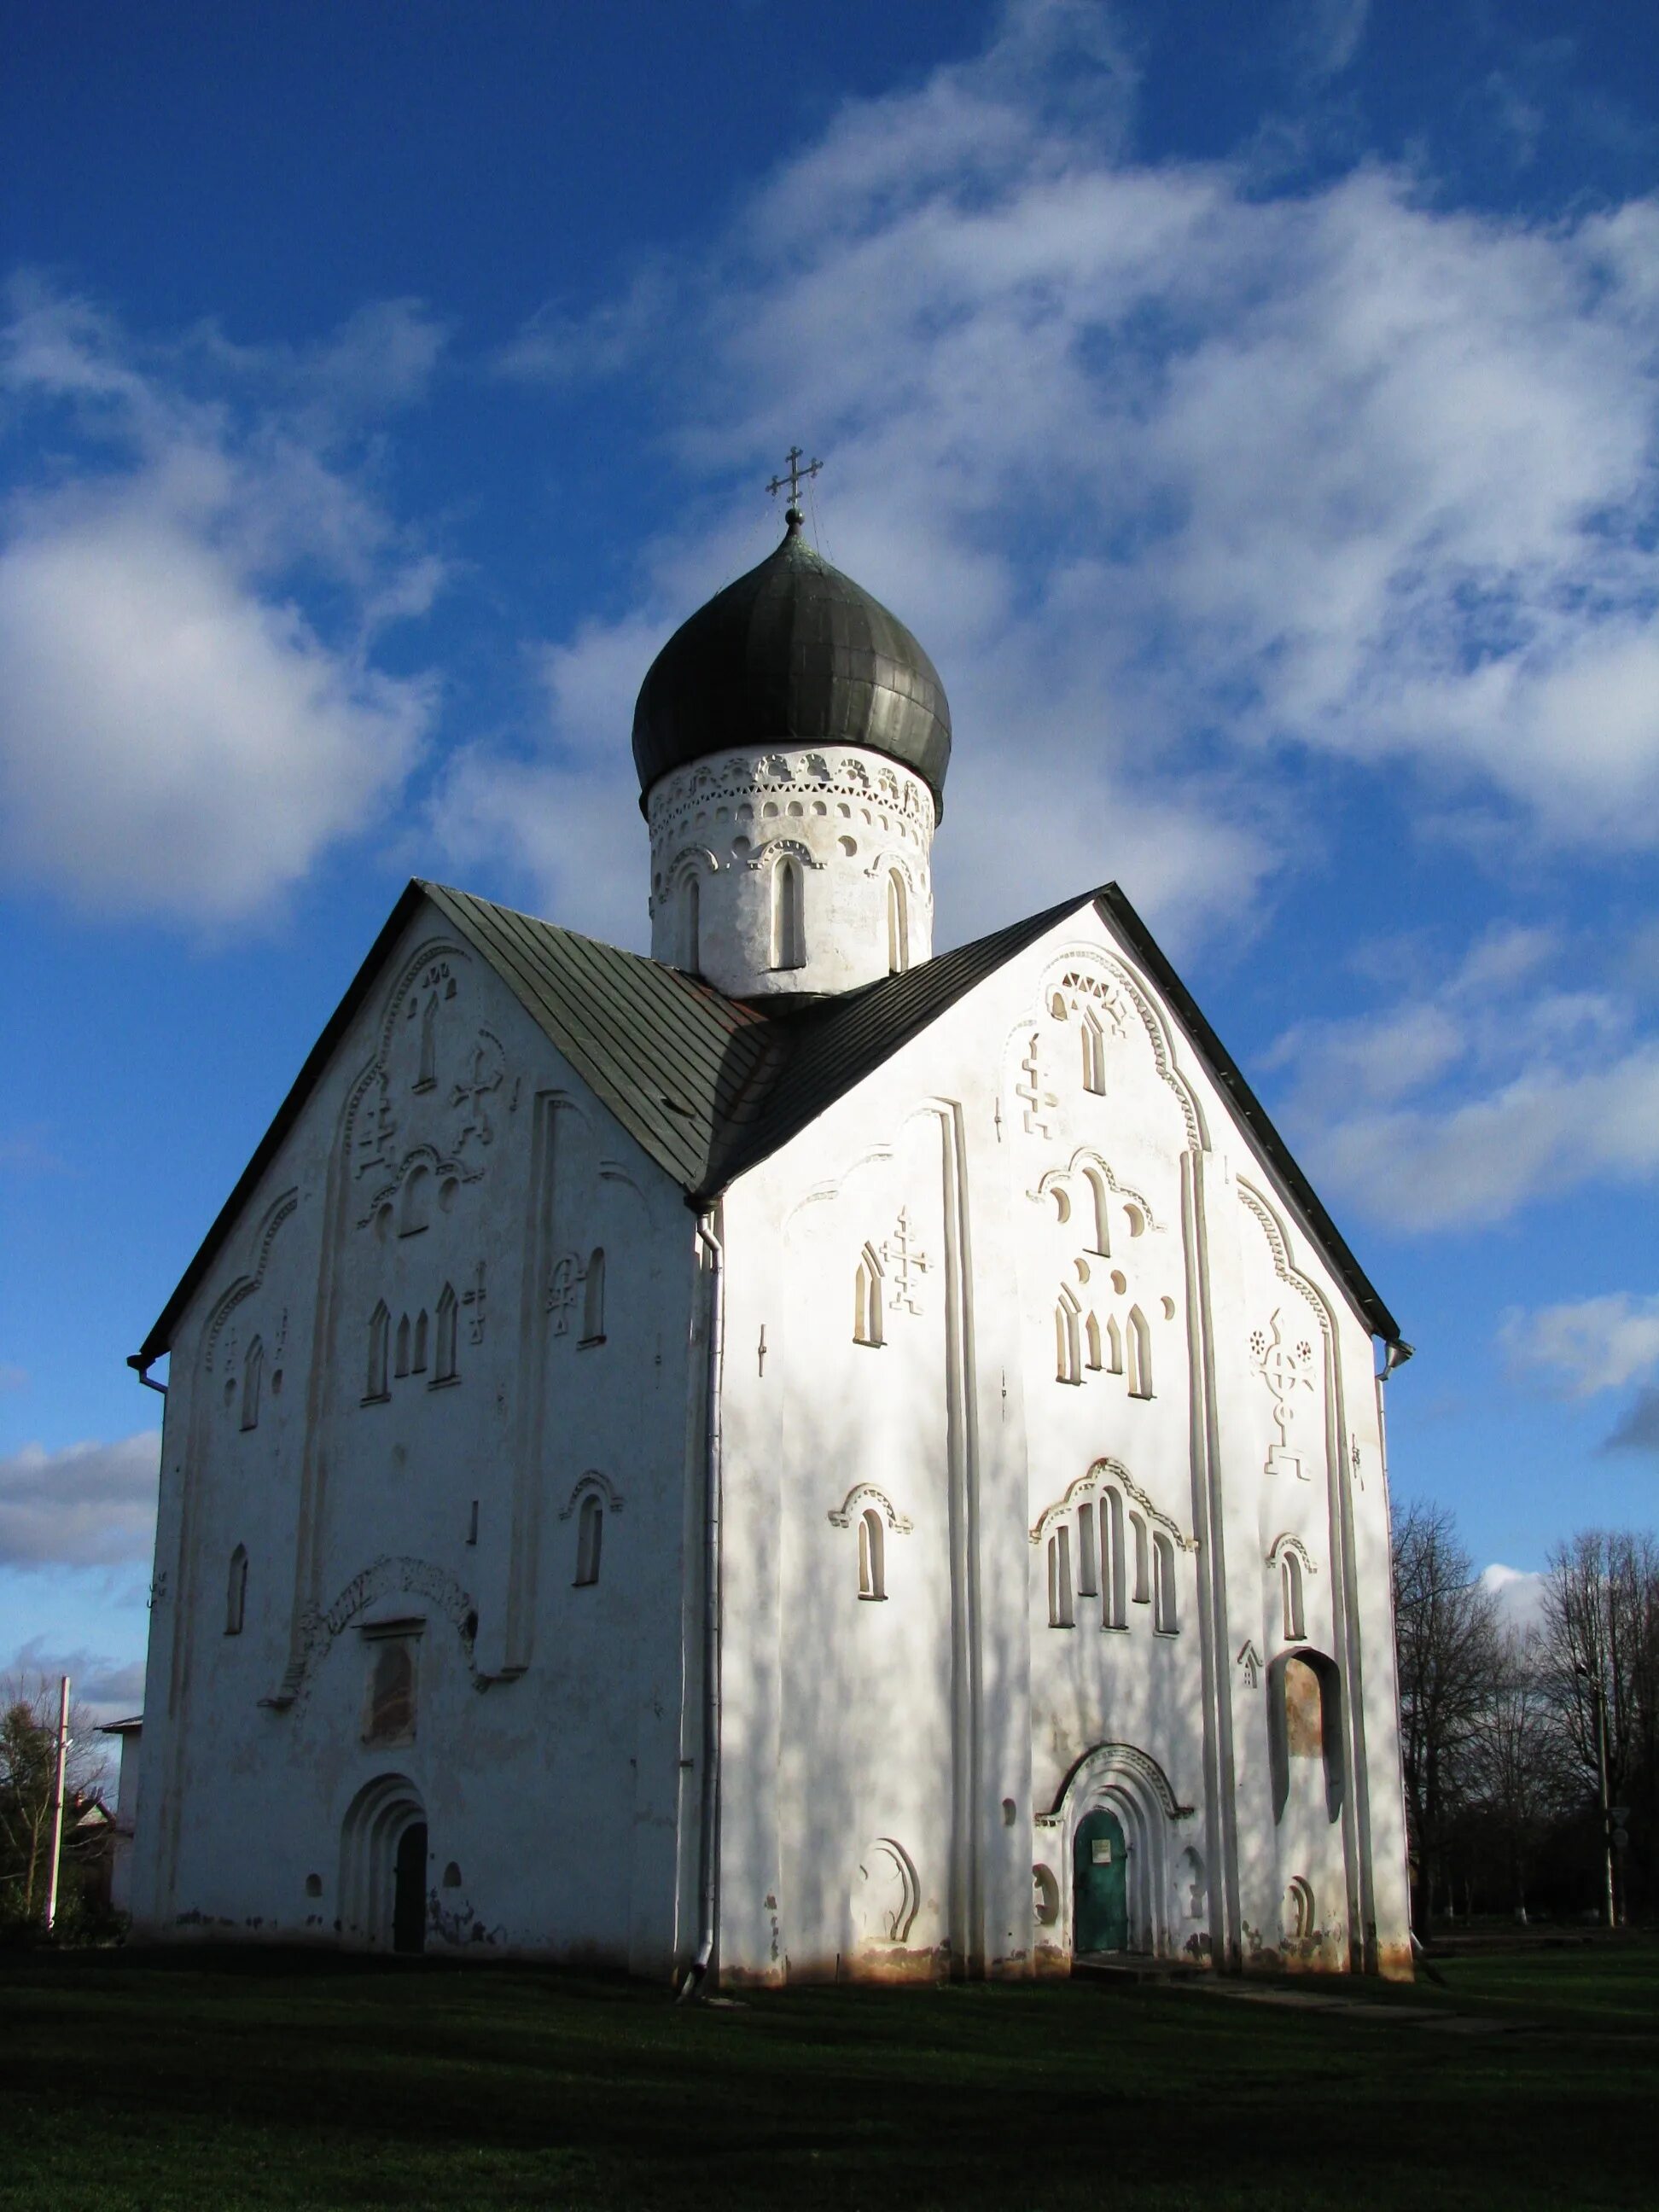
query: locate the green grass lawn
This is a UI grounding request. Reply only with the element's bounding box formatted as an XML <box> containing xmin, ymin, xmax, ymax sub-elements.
<box><xmin>2</xmin><ymin>1942</ymin><xmax>1654</xmax><ymax>2212</ymax></box>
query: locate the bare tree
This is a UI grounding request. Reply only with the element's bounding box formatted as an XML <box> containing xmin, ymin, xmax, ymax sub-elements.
<box><xmin>1540</xmin><ymin>1531</ymin><xmax>1659</xmax><ymax>1925</ymax></box>
<box><xmin>1464</xmin><ymin>1627</ymin><xmax>1562</xmax><ymax>1916</ymax></box>
<box><xmin>1391</xmin><ymin>1500</ymin><xmax>1502</xmax><ymax>1929</ymax></box>
<box><xmin>0</xmin><ymin>1673</ymin><xmax>104</xmax><ymax>1930</ymax></box>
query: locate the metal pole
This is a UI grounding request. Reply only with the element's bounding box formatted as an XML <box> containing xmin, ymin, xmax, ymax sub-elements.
<box><xmin>43</xmin><ymin>1675</ymin><xmax>70</xmax><ymax>1934</ymax></box>
<box><xmin>1594</xmin><ymin>1679</ymin><xmax>1615</xmax><ymax>1930</ymax></box>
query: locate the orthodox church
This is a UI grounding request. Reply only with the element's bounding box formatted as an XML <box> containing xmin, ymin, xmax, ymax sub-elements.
<box><xmin>123</xmin><ymin>483</ymin><xmax>1414</xmax><ymax>1985</ymax></box>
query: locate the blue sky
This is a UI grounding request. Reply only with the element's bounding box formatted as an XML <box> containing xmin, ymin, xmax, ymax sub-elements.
<box><xmin>3</xmin><ymin>0</ymin><xmax>1656</xmax><ymax>1726</ymax></box>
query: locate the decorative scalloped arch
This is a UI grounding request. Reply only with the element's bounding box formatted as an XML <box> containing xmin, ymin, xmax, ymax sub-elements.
<box><xmin>744</xmin><ymin>835</ymin><xmax>826</xmax><ymax>872</ymax></box>
<box><xmin>557</xmin><ymin>1470</ymin><xmax>625</xmax><ymax>1522</ymax></box>
<box><xmin>1030</xmin><ymin>1457</ymin><xmax>1196</xmax><ymax>1552</ymax></box>
<box><xmin>270</xmin><ymin>1553</ymin><xmax>478</xmax><ymax>1708</ymax></box>
<box><xmin>1266</xmin><ymin>1531</ymin><xmax>1319</xmax><ymax>1575</ymax></box>
<box><xmin>1037</xmin><ymin>943</ymin><xmax>1208</xmax><ymax>1151</ymax></box>
<box><xmin>662</xmin><ymin>842</ymin><xmax>722</xmax><ymax>884</ymax></box>
<box><xmin>357</xmin><ymin>1139</ymin><xmax>476</xmax><ymax>1230</ymax></box>
<box><xmin>1031</xmin><ymin>1146</ymin><xmax>1159</xmax><ymax>1236</ymax></box>
<box><xmin>1051</xmin><ymin>1739</ymin><xmax>1196</xmax><ymax>1821</ymax></box>
<box><xmin>1237</xmin><ymin>1179</ymin><xmax>1334</xmax><ymax>1346</ymax></box>
<box><xmin>204</xmin><ymin>1188</ymin><xmax>300</xmax><ymax>1371</ymax></box>
<box><xmin>828</xmin><ymin>1482</ymin><xmax>915</xmax><ymax>1535</ymax></box>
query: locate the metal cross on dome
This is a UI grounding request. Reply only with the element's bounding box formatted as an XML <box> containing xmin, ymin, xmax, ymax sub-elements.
<box><xmin>767</xmin><ymin>445</ymin><xmax>823</xmax><ymax>508</ymax></box>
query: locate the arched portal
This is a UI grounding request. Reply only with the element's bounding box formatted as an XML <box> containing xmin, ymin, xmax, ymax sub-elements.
<box><xmin>1046</xmin><ymin>1742</ymin><xmax>1196</xmax><ymax>1962</ymax></box>
<box><xmin>339</xmin><ymin>1773</ymin><xmax>428</xmax><ymax>1953</ymax></box>
<box><xmin>1073</xmin><ymin>1808</ymin><xmax>1129</xmax><ymax>1953</ymax></box>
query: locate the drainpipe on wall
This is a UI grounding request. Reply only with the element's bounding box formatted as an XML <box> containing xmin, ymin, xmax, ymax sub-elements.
<box><xmin>127</xmin><ymin>1353</ymin><xmax>168</xmax><ymax>1397</ymax></box>
<box><xmin>679</xmin><ymin>1209</ymin><xmax>725</xmax><ymax>2002</ymax></box>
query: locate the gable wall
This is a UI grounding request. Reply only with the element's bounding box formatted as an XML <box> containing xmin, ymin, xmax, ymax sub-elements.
<box><xmin>715</xmin><ymin>900</ymin><xmax>1410</xmax><ymax>1984</ymax></box>
<box><xmin>129</xmin><ymin>899</ymin><xmax>703</xmax><ymax>1972</ymax></box>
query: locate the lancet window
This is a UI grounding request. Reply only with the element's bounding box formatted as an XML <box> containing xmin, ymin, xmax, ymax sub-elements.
<box><xmin>240</xmin><ymin>1339</ymin><xmax>263</xmax><ymax>1432</ymax></box>
<box><xmin>771</xmin><ymin>857</ymin><xmax>805</xmax><ymax>970</ymax></box>
<box><xmin>1055</xmin><ymin>1287</ymin><xmax>1083</xmax><ymax>1384</ymax></box>
<box><xmin>580</xmin><ymin>1248</ymin><xmax>606</xmax><ymax>1345</ymax></box>
<box><xmin>1126</xmin><ymin>1306</ymin><xmax>1153</xmax><ymax>1398</ymax></box>
<box><xmin>1153</xmin><ymin>1531</ymin><xmax>1179</xmax><ymax>1633</ymax></box>
<box><xmin>1130</xmin><ymin>1510</ymin><xmax>1150</xmax><ymax>1605</ymax></box>
<box><xmin>1282</xmin><ymin>1551</ymin><xmax>1306</xmax><ymax>1643</ymax></box>
<box><xmin>1099</xmin><ymin>1486</ymin><xmax>1126</xmax><ymax>1627</ymax></box>
<box><xmin>433</xmin><ymin>1284</ymin><xmax>458</xmax><ymax>1384</ymax></box>
<box><xmin>575</xmin><ymin>1493</ymin><xmax>604</xmax><ymax>1586</ymax></box>
<box><xmin>859</xmin><ymin>1508</ymin><xmax>886</xmax><ymax>1601</ymax></box>
<box><xmin>226</xmin><ymin>1545</ymin><xmax>247</xmax><ymax>1635</ymax></box>
<box><xmin>1047</xmin><ymin>1524</ymin><xmax>1074</xmax><ymax>1627</ymax></box>
<box><xmin>366</xmin><ymin>1302</ymin><xmax>390</xmax><ymax>1400</ymax></box>
<box><xmin>887</xmin><ymin>870</ymin><xmax>910</xmax><ymax>975</ymax></box>
<box><xmin>854</xmin><ymin>1244</ymin><xmax>884</xmax><ymax>1348</ymax></box>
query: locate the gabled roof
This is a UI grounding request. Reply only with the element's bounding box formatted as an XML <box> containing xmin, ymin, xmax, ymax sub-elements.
<box><xmin>134</xmin><ymin>878</ymin><xmax>1400</xmax><ymax>1365</ymax></box>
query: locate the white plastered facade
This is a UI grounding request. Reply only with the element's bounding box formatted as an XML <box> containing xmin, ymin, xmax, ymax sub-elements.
<box><xmin>127</xmin><ymin>889</ymin><xmax>1412</xmax><ymax>1983</ymax></box>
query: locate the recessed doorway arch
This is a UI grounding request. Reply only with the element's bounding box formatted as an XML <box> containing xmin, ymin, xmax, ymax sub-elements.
<box><xmin>339</xmin><ymin>1773</ymin><xmax>428</xmax><ymax>1953</ymax></box>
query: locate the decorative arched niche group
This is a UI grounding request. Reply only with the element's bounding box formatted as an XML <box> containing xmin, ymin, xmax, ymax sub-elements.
<box><xmin>664</xmin><ymin>841</ymin><xmax>914</xmax><ymax>980</ymax></box>
<box><xmin>1033</xmin><ymin>1742</ymin><xmax>1202</xmax><ymax>1961</ymax></box>
<box><xmin>365</xmin><ymin>1286</ymin><xmax>460</xmax><ymax>1401</ymax></box>
<box><xmin>1040</xmin><ymin>1158</ymin><xmax>1159</xmax><ymax>1397</ymax></box>
<box><xmin>1034</xmin><ymin>1465</ymin><xmax>1185</xmax><ymax>1637</ymax></box>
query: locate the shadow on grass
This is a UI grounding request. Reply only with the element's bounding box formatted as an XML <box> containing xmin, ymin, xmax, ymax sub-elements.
<box><xmin>1</xmin><ymin>1943</ymin><xmax>1656</xmax><ymax>2212</ymax></box>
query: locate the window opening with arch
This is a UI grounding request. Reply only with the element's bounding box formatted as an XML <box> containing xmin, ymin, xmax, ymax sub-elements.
<box><xmin>887</xmin><ymin>869</ymin><xmax>910</xmax><ymax>974</ymax></box>
<box><xmin>574</xmin><ymin>1493</ymin><xmax>604</xmax><ymax>1586</ymax></box>
<box><xmin>1126</xmin><ymin>1306</ymin><xmax>1152</xmax><ymax>1398</ymax></box>
<box><xmin>771</xmin><ymin>856</ymin><xmax>805</xmax><ymax>970</ymax></box>
<box><xmin>1056</xmin><ymin>1287</ymin><xmax>1083</xmax><ymax>1383</ymax></box>
<box><xmin>1153</xmin><ymin>1531</ymin><xmax>1179</xmax><ymax>1632</ymax></box>
<box><xmin>240</xmin><ymin>1339</ymin><xmax>263</xmax><ymax>1431</ymax></box>
<box><xmin>1130</xmin><ymin>1511</ymin><xmax>1150</xmax><ymax>1605</ymax></box>
<box><xmin>399</xmin><ymin>1162</ymin><xmax>431</xmax><ymax>1237</ymax></box>
<box><xmin>858</xmin><ymin>1508</ymin><xmax>886</xmax><ymax>1600</ymax></box>
<box><xmin>853</xmin><ymin>1243</ymin><xmax>884</xmax><ymax>1347</ymax></box>
<box><xmin>1282</xmin><ymin>1551</ymin><xmax>1306</xmax><ymax>1642</ymax></box>
<box><xmin>1076</xmin><ymin>1500</ymin><xmax>1098</xmax><ymax>1597</ymax></box>
<box><xmin>1099</xmin><ymin>1486</ymin><xmax>1127</xmax><ymax>1627</ymax></box>
<box><xmin>1084</xmin><ymin>1312</ymin><xmax>1103</xmax><ymax>1371</ymax></box>
<box><xmin>682</xmin><ymin>873</ymin><xmax>701</xmax><ymax>973</ymax></box>
<box><xmin>366</xmin><ymin>1302</ymin><xmax>390</xmax><ymax>1400</ymax></box>
<box><xmin>1080</xmin><ymin>1010</ymin><xmax>1106</xmax><ymax>1093</ymax></box>
<box><xmin>580</xmin><ymin>1249</ymin><xmax>605</xmax><ymax>1345</ymax></box>
<box><xmin>1083</xmin><ymin>1167</ymin><xmax>1111</xmax><ymax>1254</ymax></box>
<box><xmin>226</xmin><ymin>1545</ymin><xmax>247</xmax><ymax>1635</ymax></box>
<box><xmin>411</xmin><ymin>1309</ymin><xmax>428</xmax><ymax>1376</ymax></box>
<box><xmin>364</xmin><ymin>1637</ymin><xmax>416</xmax><ymax>1746</ymax></box>
<box><xmin>1047</xmin><ymin>1524</ymin><xmax>1074</xmax><ymax>1627</ymax></box>
<box><xmin>433</xmin><ymin>1284</ymin><xmax>458</xmax><ymax>1383</ymax></box>
<box><xmin>394</xmin><ymin>1314</ymin><xmax>410</xmax><ymax>1379</ymax></box>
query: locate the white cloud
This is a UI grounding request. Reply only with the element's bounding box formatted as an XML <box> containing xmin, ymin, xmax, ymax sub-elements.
<box><xmin>0</xmin><ymin>1430</ymin><xmax>160</xmax><ymax>1571</ymax></box>
<box><xmin>1504</xmin><ymin>1293</ymin><xmax>1659</xmax><ymax>1396</ymax></box>
<box><xmin>0</xmin><ymin>282</ymin><xmax>443</xmax><ymax>923</ymax></box>
<box><xmin>1480</xmin><ymin>1563</ymin><xmax>1548</xmax><ymax>1636</ymax></box>
<box><xmin>1267</xmin><ymin>926</ymin><xmax>1659</xmax><ymax>1227</ymax></box>
<box><xmin>471</xmin><ymin>3</ymin><xmax>1659</xmax><ymax>953</ymax></box>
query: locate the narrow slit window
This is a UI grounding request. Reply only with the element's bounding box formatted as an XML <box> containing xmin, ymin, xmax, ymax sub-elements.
<box><xmin>241</xmin><ymin>1338</ymin><xmax>263</xmax><ymax>1431</ymax></box>
<box><xmin>1081</xmin><ymin>1011</ymin><xmax>1105</xmax><ymax>1093</ymax></box>
<box><xmin>1105</xmin><ymin>1313</ymin><xmax>1123</xmax><ymax>1375</ymax></box>
<box><xmin>1076</xmin><ymin>1502</ymin><xmax>1098</xmax><ymax>1597</ymax></box>
<box><xmin>574</xmin><ymin>1493</ymin><xmax>603</xmax><ymax>1586</ymax></box>
<box><xmin>1047</xmin><ymin>1526</ymin><xmax>1074</xmax><ymax>1627</ymax></box>
<box><xmin>580</xmin><ymin>1249</ymin><xmax>605</xmax><ymax>1345</ymax></box>
<box><xmin>1126</xmin><ymin>1306</ymin><xmax>1153</xmax><ymax>1398</ymax></box>
<box><xmin>1154</xmin><ymin>1532</ymin><xmax>1179</xmax><ymax>1633</ymax></box>
<box><xmin>412</xmin><ymin>1309</ymin><xmax>428</xmax><ymax>1375</ymax></box>
<box><xmin>1056</xmin><ymin>1289</ymin><xmax>1082</xmax><ymax>1384</ymax></box>
<box><xmin>1131</xmin><ymin>1510</ymin><xmax>1150</xmax><ymax>1604</ymax></box>
<box><xmin>433</xmin><ymin>1284</ymin><xmax>457</xmax><ymax>1383</ymax></box>
<box><xmin>887</xmin><ymin>869</ymin><xmax>909</xmax><ymax>974</ymax></box>
<box><xmin>1101</xmin><ymin>1487</ymin><xmax>1126</xmax><ymax>1627</ymax></box>
<box><xmin>854</xmin><ymin>1243</ymin><xmax>884</xmax><ymax>1347</ymax></box>
<box><xmin>859</xmin><ymin>1508</ymin><xmax>886</xmax><ymax>1600</ymax></box>
<box><xmin>395</xmin><ymin>1313</ymin><xmax>410</xmax><ymax>1379</ymax></box>
<box><xmin>366</xmin><ymin>1302</ymin><xmax>390</xmax><ymax>1400</ymax></box>
<box><xmin>683</xmin><ymin>873</ymin><xmax>701</xmax><ymax>973</ymax></box>
<box><xmin>1085</xmin><ymin>1313</ymin><xmax>1103</xmax><ymax>1371</ymax></box>
<box><xmin>1085</xmin><ymin>1167</ymin><xmax>1111</xmax><ymax>1255</ymax></box>
<box><xmin>772</xmin><ymin>856</ymin><xmax>805</xmax><ymax>970</ymax></box>
<box><xmin>226</xmin><ymin>1545</ymin><xmax>247</xmax><ymax>1635</ymax></box>
<box><xmin>1283</xmin><ymin>1551</ymin><xmax>1306</xmax><ymax>1643</ymax></box>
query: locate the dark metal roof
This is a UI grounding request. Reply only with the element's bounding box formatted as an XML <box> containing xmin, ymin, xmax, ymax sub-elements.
<box><xmin>631</xmin><ymin>514</ymin><xmax>952</xmax><ymax>818</ymax></box>
<box><xmin>133</xmin><ymin>877</ymin><xmax>1401</xmax><ymax>1365</ymax></box>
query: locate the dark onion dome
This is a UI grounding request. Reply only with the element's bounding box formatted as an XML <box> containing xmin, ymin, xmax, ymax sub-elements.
<box><xmin>632</xmin><ymin>509</ymin><xmax>952</xmax><ymax>818</ymax></box>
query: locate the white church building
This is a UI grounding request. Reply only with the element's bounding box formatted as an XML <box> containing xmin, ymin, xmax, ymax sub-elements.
<box><xmin>123</xmin><ymin>494</ymin><xmax>1415</xmax><ymax>1985</ymax></box>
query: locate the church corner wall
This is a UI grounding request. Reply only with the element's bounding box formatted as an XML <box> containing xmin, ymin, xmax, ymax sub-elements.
<box><xmin>703</xmin><ymin>894</ymin><xmax>1412</xmax><ymax>1992</ymax></box>
<box><xmin>123</xmin><ymin>897</ymin><xmax>703</xmax><ymax>1972</ymax></box>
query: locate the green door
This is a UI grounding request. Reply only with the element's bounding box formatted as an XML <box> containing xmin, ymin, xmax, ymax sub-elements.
<box><xmin>1074</xmin><ymin>1809</ymin><xmax>1129</xmax><ymax>1953</ymax></box>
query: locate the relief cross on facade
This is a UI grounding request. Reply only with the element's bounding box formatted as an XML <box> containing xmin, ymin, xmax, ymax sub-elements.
<box><xmin>1016</xmin><ymin>1033</ymin><xmax>1058</xmax><ymax>1138</ymax></box>
<box><xmin>881</xmin><ymin>1206</ymin><xmax>930</xmax><ymax>1315</ymax></box>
